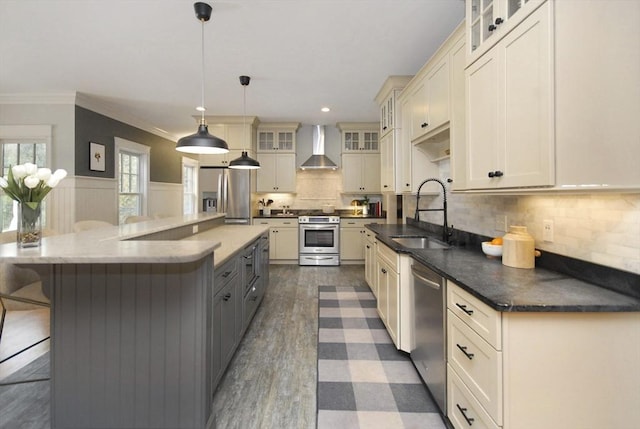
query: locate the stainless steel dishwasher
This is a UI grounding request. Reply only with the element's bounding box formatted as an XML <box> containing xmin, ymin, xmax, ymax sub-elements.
<box><xmin>411</xmin><ymin>261</ymin><xmax>447</xmax><ymax>415</ymax></box>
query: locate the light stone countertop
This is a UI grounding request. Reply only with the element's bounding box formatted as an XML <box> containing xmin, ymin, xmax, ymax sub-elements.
<box><xmin>0</xmin><ymin>213</ymin><xmax>268</xmax><ymax>266</ymax></box>
<box><xmin>182</xmin><ymin>224</ymin><xmax>269</xmax><ymax>266</ymax></box>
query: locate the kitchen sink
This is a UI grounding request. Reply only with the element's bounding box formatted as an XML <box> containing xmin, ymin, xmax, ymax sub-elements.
<box><xmin>390</xmin><ymin>236</ymin><xmax>450</xmax><ymax>250</ymax></box>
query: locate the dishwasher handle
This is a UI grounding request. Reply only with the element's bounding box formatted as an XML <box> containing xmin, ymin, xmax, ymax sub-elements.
<box><xmin>411</xmin><ymin>265</ymin><xmax>441</xmax><ymax>290</ymax></box>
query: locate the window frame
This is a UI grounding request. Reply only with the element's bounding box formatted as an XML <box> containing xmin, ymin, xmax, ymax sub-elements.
<box><xmin>0</xmin><ymin>125</ymin><xmax>52</xmax><ymax>232</ymax></box>
<box><xmin>114</xmin><ymin>137</ymin><xmax>149</xmax><ymax>225</ymax></box>
<box><xmin>182</xmin><ymin>156</ymin><xmax>199</xmax><ymax>215</ymax></box>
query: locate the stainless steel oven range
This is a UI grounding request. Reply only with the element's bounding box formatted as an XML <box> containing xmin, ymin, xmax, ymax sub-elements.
<box><xmin>298</xmin><ymin>215</ymin><xmax>340</xmax><ymax>266</ymax></box>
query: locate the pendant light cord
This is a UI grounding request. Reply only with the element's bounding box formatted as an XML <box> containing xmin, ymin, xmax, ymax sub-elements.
<box><xmin>200</xmin><ymin>17</ymin><xmax>206</xmax><ymax>125</ymax></box>
<box><xmin>242</xmin><ymin>83</ymin><xmax>247</xmax><ymax>150</ymax></box>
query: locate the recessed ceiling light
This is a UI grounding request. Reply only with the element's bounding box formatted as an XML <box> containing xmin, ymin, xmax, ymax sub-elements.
<box><xmin>321</xmin><ymin>107</ymin><xmax>330</xmax><ymax>112</ymax></box>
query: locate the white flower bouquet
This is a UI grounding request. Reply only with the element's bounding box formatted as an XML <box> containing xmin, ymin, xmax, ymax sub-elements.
<box><xmin>0</xmin><ymin>163</ymin><xmax>67</xmax><ymax>246</ymax></box>
<box><xmin>0</xmin><ymin>162</ymin><xmax>67</xmax><ymax>203</ymax></box>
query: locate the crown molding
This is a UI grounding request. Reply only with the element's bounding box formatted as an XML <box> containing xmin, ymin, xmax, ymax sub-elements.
<box><xmin>0</xmin><ymin>92</ymin><xmax>178</xmax><ymax>142</ymax></box>
<box><xmin>0</xmin><ymin>92</ymin><xmax>77</xmax><ymax>105</ymax></box>
<box><xmin>75</xmin><ymin>92</ymin><xmax>177</xmax><ymax>142</ymax></box>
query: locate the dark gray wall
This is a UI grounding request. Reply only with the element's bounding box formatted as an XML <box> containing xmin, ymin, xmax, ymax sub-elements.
<box><xmin>75</xmin><ymin>106</ymin><xmax>192</xmax><ymax>183</ymax></box>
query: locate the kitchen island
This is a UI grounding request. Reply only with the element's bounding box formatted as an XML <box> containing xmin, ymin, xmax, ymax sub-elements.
<box><xmin>0</xmin><ymin>213</ymin><xmax>269</xmax><ymax>429</ymax></box>
<box><xmin>366</xmin><ymin>222</ymin><xmax>640</xmax><ymax>429</ymax></box>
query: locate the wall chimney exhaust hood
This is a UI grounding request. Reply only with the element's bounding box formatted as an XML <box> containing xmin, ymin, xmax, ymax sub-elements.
<box><xmin>300</xmin><ymin>125</ymin><xmax>338</xmax><ymax>170</ymax></box>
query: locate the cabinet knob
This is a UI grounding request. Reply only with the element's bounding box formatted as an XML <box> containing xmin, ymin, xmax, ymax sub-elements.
<box><xmin>488</xmin><ymin>24</ymin><xmax>497</xmax><ymax>32</ymax></box>
<box><xmin>383</xmin><ymin>185</ymin><xmax>388</xmax><ymax>188</ymax></box>
<box><xmin>495</xmin><ymin>17</ymin><xmax>504</xmax><ymax>25</ymax></box>
<box><xmin>382</xmin><ymin>126</ymin><xmax>387</xmax><ymax>130</ymax></box>
<box><xmin>488</xmin><ymin>170</ymin><xmax>504</xmax><ymax>178</ymax></box>
<box><xmin>381</xmin><ymin>268</ymin><xmax>387</xmax><ymax>274</ymax></box>
<box><xmin>406</xmin><ymin>183</ymin><xmax>410</xmax><ymax>187</ymax></box>
<box><xmin>223</xmin><ymin>293</ymin><xmax>232</xmax><ymax>301</ymax></box>
<box><xmin>421</xmin><ymin>122</ymin><xmax>428</xmax><ymax>128</ymax></box>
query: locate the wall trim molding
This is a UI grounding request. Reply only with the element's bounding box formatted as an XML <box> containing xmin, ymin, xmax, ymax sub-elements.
<box><xmin>0</xmin><ymin>92</ymin><xmax>177</xmax><ymax>142</ymax></box>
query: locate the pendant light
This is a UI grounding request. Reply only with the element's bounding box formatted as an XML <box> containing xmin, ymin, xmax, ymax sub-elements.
<box><xmin>229</xmin><ymin>75</ymin><xmax>260</xmax><ymax>169</ymax></box>
<box><xmin>176</xmin><ymin>2</ymin><xmax>229</xmax><ymax>154</ymax></box>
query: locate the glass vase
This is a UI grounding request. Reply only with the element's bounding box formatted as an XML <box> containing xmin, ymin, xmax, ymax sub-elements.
<box><xmin>18</xmin><ymin>201</ymin><xmax>42</xmax><ymax>248</ymax></box>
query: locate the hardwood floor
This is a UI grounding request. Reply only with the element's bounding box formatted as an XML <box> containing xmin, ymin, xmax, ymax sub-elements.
<box><xmin>0</xmin><ymin>264</ymin><xmax>367</xmax><ymax>428</ymax></box>
<box><xmin>212</xmin><ymin>265</ymin><xmax>367</xmax><ymax>429</ymax></box>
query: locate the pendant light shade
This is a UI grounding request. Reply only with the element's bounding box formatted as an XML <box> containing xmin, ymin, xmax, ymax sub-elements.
<box><xmin>229</xmin><ymin>150</ymin><xmax>261</xmax><ymax>169</ymax></box>
<box><xmin>176</xmin><ymin>2</ymin><xmax>229</xmax><ymax>154</ymax></box>
<box><xmin>176</xmin><ymin>122</ymin><xmax>228</xmax><ymax>154</ymax></box>
<box><xmin>229</xmin><ymin>75</ymin><xmax>260</xmax><ymax>169</ymax></box>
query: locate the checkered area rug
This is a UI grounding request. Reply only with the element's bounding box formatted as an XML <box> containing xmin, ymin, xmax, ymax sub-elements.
<box><xmin>316</xmin><ymin>285</ymin><xmax>446</xmax><ymax>429</ymax></box>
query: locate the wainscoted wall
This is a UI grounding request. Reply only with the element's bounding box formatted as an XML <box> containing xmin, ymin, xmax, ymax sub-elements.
<box><xmin>46</xmin><ymin>177</ymin><xmax>184</xmax><ymax>233</ymax></box>
<box><xmin>148</xmin><ymin>182</ymin><xmax>184</xmax><ymax>219</ymax></box>
<box><xmin>256</xmin><ymin>169</ymin><xmax>383</xmax><ymax>212</ymax></box>
<box><xmin>405</xmin><ymin>191</ymin><xmax>640</xmax><ymax>275</ymax></box>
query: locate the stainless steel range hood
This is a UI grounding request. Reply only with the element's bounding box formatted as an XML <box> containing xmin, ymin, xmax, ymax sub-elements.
<box><xmin>300</xmin><ymin>125</ymin><xmax>338</xmax><ymax>170</ymax></box>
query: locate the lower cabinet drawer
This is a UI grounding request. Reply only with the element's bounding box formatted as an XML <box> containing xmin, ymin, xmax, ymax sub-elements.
<box><xmin>214</xmin><ymin>257</ymin><xmax>238</xmax><ymax>295</ymax></box>
<box><xmin>448</xmin><ymin>365</ymin><xmax>500</xmax><ymax>429</ymax></box>
<box><xmin>448</xmin><ymin>311</ymin><xmax>503</xmax><ymax>424</ymax></box>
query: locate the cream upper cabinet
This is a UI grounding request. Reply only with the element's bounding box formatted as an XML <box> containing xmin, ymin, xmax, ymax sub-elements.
<box><xmin>199</xmin><ymin>118</ymin><xmax>258</xmax><ymax>166</ymax></box>
<box><xmin>396</xmin><ymin>24</ymin><xmax>464</xmax><ymax>193</ymax></box>
<box><xmin>379</xmin><ymin>132</ymin><xmax>395</xmax><ymax>192</ymax></box>
<box><xmin>375</xmin><ymin>77</ymin><xmax>413</xmax><ymax>194</ymax></box>
<box><xmin>256</xmin><ymin>123</ymin><xmax>300</xmax><ymax>153</ymax></box>
<box><xmin>465</xmin><ymin>2</ymin><xmax>553</xmax><ymax>189</ymax></box>
<box><xmin>256</xmin><ymin>153</ymin><xmax>296</xmax><ymax>193</ymax></box>
<box><xmin>467</xmin><ymin>0</ymin><xmax>547</xmax><ymax>66</ymax></box>
<box><xmin>337</xmin><ymin>122</ymin><xmax>379</xmax><ymax>152</ymax></box>
<box><xmin>462</xmin><ymin>0</ymin><xmax>640</xmax><ymax>191</ymax></box>
<box><xmin>410</xmin><ymin>56</ymin><xmax>450</xmax><ymax>143</ymax></box>
<box><xmin>342</xmin><ymin>153</ymin><xmax>380</xmax><ymax>194</ymax></box>
<box><xmin>449</xmin><ymin>35</ymin><xmax>468</xmax><ymax>191</ymax></box>
<box><xmin>379</xmin><ymin>93</ymin><xmax>394</xmax><ymax>137</ymax></box>
<box><xmin>200</xmin><ymin>149</ymin><xmax>248</xmax><ymax>167</ymax></box>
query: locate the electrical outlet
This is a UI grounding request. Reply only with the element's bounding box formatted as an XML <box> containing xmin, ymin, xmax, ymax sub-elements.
<box><xmin>495</xmin><ymin>215</ymin><xmax>508</xmax><ymax>232</ymax></box>
<box><xmin>192</xmin><ymin>224</ymin><xmax>199</xmax><ymax>234</ymax></box>
<box><xmin>543</xmin><ymin>219</ymin><xmax>554</xmax><ymax>242</ymax></box>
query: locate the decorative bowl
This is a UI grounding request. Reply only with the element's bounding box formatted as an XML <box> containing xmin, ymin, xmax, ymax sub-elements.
<box><xmin>482</xmin><ymin>242</ymin><xmax>503</xmax><ymax>258</ymax></box>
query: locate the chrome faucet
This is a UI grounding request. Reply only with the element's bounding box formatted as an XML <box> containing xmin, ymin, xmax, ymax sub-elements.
<box><xmin>414</xmin><ymin>178</ymin><xmax>450</xmax><ymax>243</ymax></box>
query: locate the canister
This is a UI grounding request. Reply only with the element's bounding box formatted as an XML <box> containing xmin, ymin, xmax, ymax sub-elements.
<box><xmin>502</xmin><ymin>225</ymin><xmax>535</xmax><ymax>269</ymax></box>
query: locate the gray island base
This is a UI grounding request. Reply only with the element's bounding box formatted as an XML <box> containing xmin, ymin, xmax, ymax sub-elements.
<box><xmin>0</xmin><ymin>214</ymin><xmax>269</xmax><ymax>429</ymax></box>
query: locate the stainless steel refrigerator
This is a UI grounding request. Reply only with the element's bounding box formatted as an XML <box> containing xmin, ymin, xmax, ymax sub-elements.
<box><xmin>200</xmin><ymin>167</ymin><xmax>251</xmax><ymax>224</ymax></box>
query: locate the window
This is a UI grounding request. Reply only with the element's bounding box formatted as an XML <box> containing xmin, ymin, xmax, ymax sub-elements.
<box><xmin>182</xmin><ymin>157</ymin><xmax>199</xmax><ymax>215</ymax></box>
<box><xmin>0</xmin><ymin>125</ymin><xmax>51</xmax><ymax>232</ymax></box>
<box><xmin>115</xmin><ymin>137</ymin><xmax>149</xmax><ymax>225</ymax></box>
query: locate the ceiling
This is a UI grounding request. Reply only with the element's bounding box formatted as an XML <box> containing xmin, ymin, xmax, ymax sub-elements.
<box><xmin>0</xmin><ymin>0</ymin><xmax>465</xmax><ymax>141</ymax></box>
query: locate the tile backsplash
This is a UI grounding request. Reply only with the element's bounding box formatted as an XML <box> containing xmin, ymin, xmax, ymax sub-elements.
<box><xmin>405</xmin><ymin>192</ymin><xmax>640</xmax><ymax>275</ymax></box>
<box><xmin>256</xmin><ymin>169</ymin><xmax>382</xmax><ymax>212</ymax></box>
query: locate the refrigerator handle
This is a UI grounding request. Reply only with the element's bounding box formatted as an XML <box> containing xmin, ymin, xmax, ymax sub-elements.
<box><xmin>216</xmin><ymin>172</ymin><xmax>225</xmax><ymax>213</ymax></box>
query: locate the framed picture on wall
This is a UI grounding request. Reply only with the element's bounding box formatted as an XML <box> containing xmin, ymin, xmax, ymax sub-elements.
<box><xmin>89</xmin><ymin>142</ymin><xmax>105</xmax><ymax>171</ymax></box>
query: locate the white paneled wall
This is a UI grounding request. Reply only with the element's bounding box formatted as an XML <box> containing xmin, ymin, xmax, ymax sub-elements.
<box><xmin>148</xmin><ymin>182</ymin><xmax>183</xmax><ymax>218</ymax></box>
<box><xmin>406</xmin><ymin>191</ymin><xmax>640</xmax><ymax>274</ymax></box>
<box><xmin>47</xmin><ymin>177</ymin><xmax>184</xmax><ymax>233</ymax></box>
<box><xmin>75</xmin><ymin>176</ymin><xmax>119</xmax><ymax>225</ymax></box>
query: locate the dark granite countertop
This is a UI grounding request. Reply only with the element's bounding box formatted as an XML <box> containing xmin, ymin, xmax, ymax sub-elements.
<box><xmin>365</xmin><ymin>223</ymin><xmax>640</xmax><ymax>313</ymax></box>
